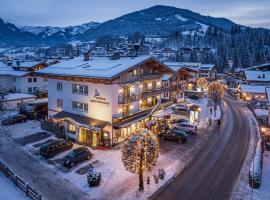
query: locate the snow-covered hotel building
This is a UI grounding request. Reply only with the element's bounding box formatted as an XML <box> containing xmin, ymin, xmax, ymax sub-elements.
<box><xmin>0</xmin><ymin>61</ymin><xmax>48</xmax><ymax>94</ymax></box>
<box><xmin>37</xmin><ymin>54</ymin><xmax>176</xmax><ymax>147</ymax></box>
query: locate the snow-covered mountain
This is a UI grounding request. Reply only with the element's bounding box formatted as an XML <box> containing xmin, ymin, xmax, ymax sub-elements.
<box><xmin>0</xmin><ymin>5</ymin><xmax>268</xmax><ymax>47</ymax></box>
<box><xmin>21</xmin><ymin>22</ymin><xmax>100</xmax><ymax>39</ymax></box>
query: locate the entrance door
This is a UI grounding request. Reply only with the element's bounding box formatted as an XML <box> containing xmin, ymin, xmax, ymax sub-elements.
<box><xmin>79</xmin><ymin>128</ymin><xmax>99</xmax><ymax>147</ymax></box>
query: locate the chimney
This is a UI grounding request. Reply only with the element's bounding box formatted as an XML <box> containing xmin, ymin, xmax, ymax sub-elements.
<box><xmin>84</xmin><ymin>52</ymin><xmax>90</xmax><ymax>61</ymax></box>
<box><xmin>111</xmin><ymin>51</ymin><xmax>120</xmax><ymax>60</ymax></box>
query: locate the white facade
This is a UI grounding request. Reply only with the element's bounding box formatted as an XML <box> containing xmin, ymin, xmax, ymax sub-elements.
<box><xmin>48</xmin><ymin>79</ymin><xmax>119</xmax><ymax>123</ymax></box>
<box><xmin>13</xmin><ymin>75</ymin><xmax>48</xmax><ymax>94</ymax></box>
<box><xmin>0</xmin><ymin>76</ymin><xmax>13</xmax><ymax>92</ymax></box>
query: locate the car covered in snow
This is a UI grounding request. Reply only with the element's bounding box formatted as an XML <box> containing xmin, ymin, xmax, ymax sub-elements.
<box><xmin>40</xmin><ymin>139</ymin><xmax>73</xmax><ymax>158</ymax></box>
<box><xmin>1</xmin><ymin>114</ymin><xmax>27</xmax><ymax>126</ymax></box>
<box><xmin>87</xmin><ymin>165</ymin><xmax>101</xmax><ymax>187</ymax></box>
<box><xmin>62</xmin><ymin>147</ymin><xmax>92</xmax><ymax>168</ymax></box>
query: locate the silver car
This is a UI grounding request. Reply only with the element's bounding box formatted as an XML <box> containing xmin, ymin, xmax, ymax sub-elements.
<box><xmin>173</xmin><ymin>122</ymin><xmax>197</xmax><ymax>134</ymax></box>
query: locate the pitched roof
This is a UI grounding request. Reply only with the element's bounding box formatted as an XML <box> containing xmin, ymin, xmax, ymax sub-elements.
<box><xmin>240</xmin><ymin>84</ymin><xmax>269</xmax><ymax>94</ymax></box>
<box><xmin>244</xmin><ymin>70</ymin><xmax>270</xmax><ymax>82</ymax></box>
<box><xmin>0</xmin><ymin>62</ymin><xmax>29</xmax><ymax>76</ymax></box>
<box><xmin>37</xmin><ymin>56</ymin><xmax>173</xmax><ymax>80</ymax></box>
<box><xmin>2</xmin><ymin>93</ymin><xmax>36</xmax><ymax>101</ymax></box>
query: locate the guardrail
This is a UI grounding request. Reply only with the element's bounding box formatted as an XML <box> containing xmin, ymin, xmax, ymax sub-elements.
<box><xmin>0</xmin><ymin>160</ymin><xmax>42</xmax><ymax>200</ymax></box>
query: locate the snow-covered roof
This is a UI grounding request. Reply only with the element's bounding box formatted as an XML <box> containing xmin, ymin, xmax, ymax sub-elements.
<box><xmin>164</xmin><ymin>62</ymin><xmax>214</xmax><ymax>72</ymax></box>
<box><xmin>18</xmin><ymin>61</ymin><xmax>43</xmax><ymax>68</ymax></box>
<box><xmin>0</xmin><ymin>62</ymin><xmax>29</xmax><ymax>76</ymax></box>
<box><xmin>161</xmin><ymin>74</ymin><xmax>171</xmax><ymax>81</ymax></box>
<box><xmin>240</xmin><ymin>84</ymin><xmax>269</xmax><ymax>94</ymax></box>
<box><xmin>244</xmin><ymin>70</ymin><xmax>270</xmax><ymax>82</ymax></box>
<box><xmin>200</xmin><ymin>64</ymin><xmax>215</xmax><ymax>70</ymax></box>
<box><xmin>37</xmin><ymin>56</ymin><xmax>171</xmax><ymax>79</ymax></box>
<box><xmin>164</xmin><ymin>62</ymin><xmax>184</xmax><ymax>72</ymax></box>
<box><xmin>2</xmin><ymin>93</ymin><xmax>36</xmax><ymax>101</ymax></box>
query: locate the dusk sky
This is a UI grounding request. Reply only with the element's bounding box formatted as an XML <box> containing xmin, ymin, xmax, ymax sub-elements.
<box><xmin>1</xmin><ymin>0</ymin><xmax>269</xmax><ymax>28</ymax></box>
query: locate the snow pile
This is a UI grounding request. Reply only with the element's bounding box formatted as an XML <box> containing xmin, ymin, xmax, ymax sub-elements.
<box><xmin>6</xmin><ymin>120</ymin><xmax>43</xmax><ymax>138</ymax></box>
<box><xmin>254</xmin><ymin>109</ymin><xmax>269</xmax><ymax>117</ymax></box>
<box><xmin>0</xmin><ymin>173</ymin><xmax>30</xmax><ymax>200</ymax></box>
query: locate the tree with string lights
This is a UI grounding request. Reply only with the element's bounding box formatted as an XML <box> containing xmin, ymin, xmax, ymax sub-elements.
<box><xmin>121</xmin><ymin>129</ymin><xmax>159</xmax><ymax>191</ymax></box>
<box><xmin>207</xmin><ymin>82</ymin><xmax>224</xmax><ymax>117</ymax></box>
<box><xmin>197</xmin><ymin>78</ymin><xmax>208</xmax><ymax>91</ymax></box>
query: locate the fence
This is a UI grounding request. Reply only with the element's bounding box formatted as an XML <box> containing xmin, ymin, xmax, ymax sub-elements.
<box><xmin>0</xmin><ymin>160</ymin><xmax>42</xmax><ymax>200</ymax></box>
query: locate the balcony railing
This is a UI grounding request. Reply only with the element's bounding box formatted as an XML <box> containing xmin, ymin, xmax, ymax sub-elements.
<box><xmin>119</xmin><ymin>73</ymin><xmax>162</xmax><ymax>83</ymax></box>
<box><xmin>141</xmin><ymin>87</ymin><xmax>169</xmax><ymax>98</ymax></box>
<box><xmin>118</xmin><ymin>95</ymin><xmax>139</xmax><ymax>104</ymax></box>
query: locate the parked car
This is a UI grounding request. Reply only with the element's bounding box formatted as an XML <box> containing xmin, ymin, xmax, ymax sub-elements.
<box><xmin>63</xmin><ymin>147</ymin><xmax>93</xmax><ymax>168</ymax></box>
<box><xmin>1</xmin><ymin>114</ymin><xmax>27</xmax><ymax>126</ymax></box>
<box><xmin>40</xmin><ymin>139</ymin><xmax>73</xmax><ymax>158</ymax></box>
<box><xmin>170</xmin><ymin>118</ymin><xmax>189</xmax><ymax>124</ymax></box>
<box><xmin>87</xmin><ymin>165</ymin><xmax>101</xmax><ymax>187</ymax></box>
<box><xmin>162</xmin><ymin>129</ymin><xmax>188</xmax><ymax>143</ymax></box>
<box><xmin>175</xmin><ymin>122</ymin><xmax>197</xmax><ymax>134</ymax></box>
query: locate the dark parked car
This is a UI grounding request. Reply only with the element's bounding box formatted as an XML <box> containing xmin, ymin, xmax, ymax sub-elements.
<box><xmin>63</xmin><ymin>147</ymin><xmax>92</xmax><ymax>168</ymax></box>
<box><xmin>40</xmin><ymin>139</ymin><xmax>73</xmax><ymax>158</ymax></box>
<box><xmin>162</xmin><ymin>129</ymin><xmax>188</xmax><ymax>143</ymax></box>
<box><xmin>1</xmin><ymin>114</ymin><xmax>27</xmax><ymax>126</ymax></box>
<box><xmin>170</xmin><ymin>118</ymin><xmax>189</xmax><ymax>124</ymax></box>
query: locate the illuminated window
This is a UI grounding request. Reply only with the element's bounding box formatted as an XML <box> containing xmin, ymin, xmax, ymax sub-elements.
<box><xmin>68</xmin><ymin>124</ymin><xmax>76</xmax><ymax>134</ymax></box>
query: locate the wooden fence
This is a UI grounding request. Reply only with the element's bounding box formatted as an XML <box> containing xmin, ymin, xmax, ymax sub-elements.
<box><xmin>0</xmin><ymin>160</ymin><xmax>42</xmax><ymax>200</ymax></box>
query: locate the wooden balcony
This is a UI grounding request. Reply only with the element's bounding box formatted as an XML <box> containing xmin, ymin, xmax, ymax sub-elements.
<box><xmin>118</xmin><ymin>95</ymin><xmax>139</xmax><ymax>104</ymax></box>
<box><xmin>141</xmin><ymin>87</ymin><xmax>169</xmax><ymax>98</ymax></box>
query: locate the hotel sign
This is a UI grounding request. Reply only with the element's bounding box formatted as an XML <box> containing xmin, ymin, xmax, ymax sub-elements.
<box><xmin>90</xmin><ymin>89</ymin><xmax>110</xmax><ymax>106</ymax></box>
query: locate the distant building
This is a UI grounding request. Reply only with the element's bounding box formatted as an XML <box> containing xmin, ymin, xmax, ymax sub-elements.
<box><xmin>239</xmin><ymin>84</ymin><xmax>269</xmax><ymax>102</ymax></box>
<box><xmin>1</xmin><ymin>93</ymin><xmax>36</xmax><ymax>110</ymax></box>
<box><xmin>0</xmin><ymin>61</ymin><xmax>48</xmax><ymax>94</ymax></box>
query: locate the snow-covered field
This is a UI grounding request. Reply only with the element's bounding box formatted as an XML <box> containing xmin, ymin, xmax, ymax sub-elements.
<box><xmin>0</xmin><ymin>173</ymin><xmax>30</xmax><ymax>200</ymax></box>
<box><xmin>6</xmin><ymin>120</ymin><xmax>44</xmax><ymax>138</ymax></box>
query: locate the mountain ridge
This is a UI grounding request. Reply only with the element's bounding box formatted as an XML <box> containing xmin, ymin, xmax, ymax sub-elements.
<box><xmin>0</xmin><ymin>5</ymin><xmax>269</xmax><ymax>47</ymax></box>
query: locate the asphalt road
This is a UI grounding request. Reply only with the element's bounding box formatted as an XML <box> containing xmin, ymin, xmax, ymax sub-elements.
<box><xmin>154</xmin><ymin>95</ymin><xmax>251</xmax><ymax>200</ymax></box>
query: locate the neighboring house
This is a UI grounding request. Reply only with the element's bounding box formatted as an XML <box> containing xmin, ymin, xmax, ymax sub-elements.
<box><xmin>1</xmin><ymin>93</ymin><xmax>36</xmax><ymax>110</ymax></box>
<box><xmin>239</xmin><ymin>84</ymin><xmax>270</xmax><ymax>102</ymax></box>
<box><xmin>37</xmin><ymin>54</ymin><xmax>174</xmax><ymax>147</ymax></box>
<box><xmin>198</xmin><ymin>64</ymin><xmax>217</xmax><ymax>80</ymax></box>
<box><xmin>0</xmin><ymin>61</ymin><xmax>48</xmax><ymax>94</ymax></box>
<box><xmin>243</xmin><ymin>70</ymin><xmax>270</xmax><ymax>85</ymax></box>
<box><xmin>164</xmin><ymin>62</ymin><xmax>193</xmax><ymax>101</ymax></box>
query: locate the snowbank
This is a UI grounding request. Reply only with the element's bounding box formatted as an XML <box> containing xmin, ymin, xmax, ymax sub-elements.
<box><xmin>0</xmin><ymin>173</ymin><xmax>30</xmax><ymax>200</ymax></box>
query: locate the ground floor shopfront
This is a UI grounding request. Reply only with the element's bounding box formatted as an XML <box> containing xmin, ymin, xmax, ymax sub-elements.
<box><xmin>52</xmin><ymin>111</ymin><xmax>112</xmax><ymax>148</ymax></box>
